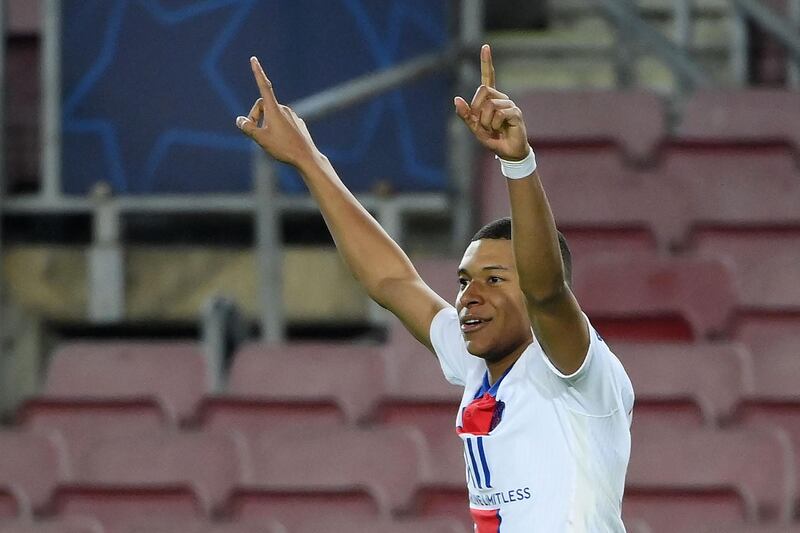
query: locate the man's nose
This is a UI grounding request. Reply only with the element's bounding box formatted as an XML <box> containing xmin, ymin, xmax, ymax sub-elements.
<box><xmin>459</xmin><ymin>281</ymin><xmax>484</xmax><ymax>308</ymax></box>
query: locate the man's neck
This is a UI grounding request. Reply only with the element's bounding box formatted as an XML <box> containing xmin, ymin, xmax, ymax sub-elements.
<box><xmin>486</xmin><ymin>340</ymin><xmax>531</xmax><ymax>385</ymax></box>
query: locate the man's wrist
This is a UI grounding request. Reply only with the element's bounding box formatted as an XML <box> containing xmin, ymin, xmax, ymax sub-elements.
<box><xmin>497</xmin><ymin>146</ymin><xmax>536</xmax><ymax>179</ymax></box>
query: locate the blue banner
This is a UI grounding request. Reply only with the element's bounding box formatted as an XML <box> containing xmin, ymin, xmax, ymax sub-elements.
<box><xmin>60</xmin><ymin>0</ymin><xmax>450</xmax><ymax>195</ymax></box>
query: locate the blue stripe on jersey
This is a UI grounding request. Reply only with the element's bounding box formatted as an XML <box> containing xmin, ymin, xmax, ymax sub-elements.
<box><xmin>477</xmin><ymin>436</ymin><xmax>492</xmax><ymax>489</ymax></box>
<box><xmin>466</xmin><ymin>437</ymin><xmax>483</xmax><ymax>489</ymax></box>
<box><xmin>464</xmin><ymin>446</ymin><xmax>479</xmax><ymax>489</ymax></box>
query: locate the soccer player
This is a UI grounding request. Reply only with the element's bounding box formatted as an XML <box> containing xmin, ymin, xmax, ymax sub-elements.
<box><xmin>236</xmin><ymin>44</ymin><xmax>634</xmax><ymax>532</ymax></box>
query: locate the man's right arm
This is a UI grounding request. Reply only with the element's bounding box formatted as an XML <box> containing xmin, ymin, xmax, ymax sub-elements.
<box><xmin>236</xmin><ymin>57</ymin><xmax>449</xmax><ymax>350</ymax></box>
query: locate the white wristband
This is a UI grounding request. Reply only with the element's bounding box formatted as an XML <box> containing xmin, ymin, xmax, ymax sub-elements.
<box><xmin>497</xmin><ymin>147</ymin><xmax>537</xmax><ymax>179</ymax></box>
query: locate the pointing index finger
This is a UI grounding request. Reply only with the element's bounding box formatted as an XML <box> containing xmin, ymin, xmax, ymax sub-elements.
<box><xmin>250</xmin><ymin>56</ymin><xmax>279</xmax><ymax>110</ymax></box>
<box><xmin>480</xmin><ymin>44</ymin><xmax>495</xmax><ymax>88</ymax></box>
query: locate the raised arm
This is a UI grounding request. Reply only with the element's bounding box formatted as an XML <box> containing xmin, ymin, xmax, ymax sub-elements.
<box><xmin>454</xmin><ymin>45</ymin><xmax>589</xmax><ymax>375</ymax></box>
<box><xmin>236</xmin><ymin>57</ymin><xmax>448</xmax><ymax>349</ymax></box>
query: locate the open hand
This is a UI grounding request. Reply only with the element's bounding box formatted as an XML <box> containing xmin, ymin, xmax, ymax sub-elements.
<box><xmin>236</xmin><ymin>57</ymin><xmax>318</xmax><ymax>167</ymax></box>
<box><xmin>454</xmin><ymin>45</ymin><xmax>530</xmax><ymax>161</ymax></box>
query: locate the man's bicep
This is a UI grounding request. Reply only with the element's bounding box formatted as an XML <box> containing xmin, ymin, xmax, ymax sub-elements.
<box><xmin>376</xmin><ymin>277</ymin><xmax>450</xmax><ymax>352</ymax></box>
<box><xmin>527</xmin><ymin>285</ymin><xmax>590</xmax><ymax>376</ymax></box>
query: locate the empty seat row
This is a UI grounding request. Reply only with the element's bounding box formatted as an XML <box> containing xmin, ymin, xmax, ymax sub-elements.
<box><xmin>1</xmin><ymin>422</ymin><xmax>797</xmax><ymax>524</ymax></box>
<box><xmin>513</xmin><ymin>89</ymin><xmax>800</xmax><ymax>161</ymax></box>
<box><xmin>0</xmin><ymin>517</ymin><xmax>465</xmax><ymax>533</ymax></box>
<box><xmin>23</xmin><ymin>331</ymin><xmax>800</xmax><ymax>433</ymax></box>
<box><xmin>480</xmin><ymin>146</ymin><xmax>800</xmax><ymax>249</ymax></box>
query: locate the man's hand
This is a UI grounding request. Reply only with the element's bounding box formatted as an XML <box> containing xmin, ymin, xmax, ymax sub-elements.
<box><xmin>454</xmin><ymin>44</ymin><xmax>530</xmax><ymax>161</ymax></box>
<box><xmin>236</xmin><ymin>57</ymin><xmax>318</xmax><ymax>167</ymax></box>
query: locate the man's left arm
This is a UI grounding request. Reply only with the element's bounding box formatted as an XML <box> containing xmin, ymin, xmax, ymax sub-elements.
<box><xmin>455</xmin><ymin>44</ymin><xmax>589</xmax><ymax>375</ymax></box>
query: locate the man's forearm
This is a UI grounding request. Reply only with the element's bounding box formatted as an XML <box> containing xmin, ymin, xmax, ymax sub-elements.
<box><xmin>295</xmin><ymin>151</ymin><xmax>419</xmax><ymax>303</ymax></box>
<box><xmin>507</xmin><ymin>170</ymin><xmax>566</xmax><ymax>305</ymax></box>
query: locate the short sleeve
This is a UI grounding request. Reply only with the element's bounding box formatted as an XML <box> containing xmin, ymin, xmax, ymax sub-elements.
<box><xmin>539</xmin><ymin>315</ymin><xmax>635</xmax><ymax>418</ymax></box>
<box><xmin>429</xmin><ymin>306</ymin><xmax>476</xmax><ymax>387</ymax></box>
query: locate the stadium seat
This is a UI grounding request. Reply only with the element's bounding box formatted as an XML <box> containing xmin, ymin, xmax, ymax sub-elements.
<box><xmin>479</xmin><ymin>148</ymin><xmax>682</xmax><ymax>247</ymax></box>
<box><xmin>676</xmin><ymin>90</ymin><xmax>800</xmax><ymax>153</ymax></box>
<box><xmin>90</xmin><ymin>517</ymin><xmax>284</xmax><ymax>533</ymax></box>
<box><xmin>627</xmin><ymin>424</ymin><xmax>796</xmax><ymax>522</ymax></box>
<box><xmin>694</xmin><ymin>230</ymin><xmax>800</xmax><ymax>312</ymax></box>
<box><xmin>226</xmin><ymin>489</ymin><xmax>380</xmax><ymax>529</ymax></box>
<box><xmin>0</xmin><ymin>517</ymin><xmax>105</xmax><ymax>533</ymax></box>
<box><xmin>623</xmin><ymin>488</ymin><xmax>755</xmax><ymax>533</ymax></box>
<box><xmin>412</xmin><ymin>488</ymin><xmax>472</xmax><ymax>532</ymax></box>
<box><xmin>286</xmin><ymin>516</ymin><xmax>468</xmax><ymax>533</ymax></box>
<box><xmin>199</xmin><ymin>343</ymin><xmax>382</xmax><ymax>430</ymax></box>
<box><xmin>572</xmin><ymin>253</ymin><xmax>737</xmax><ymax>340</ymax></box>
<box><xmin>51</xmin><ymin>490</ymin><xmax>202</xmax><ymax>533</ymax></box>
<box><xmin>0</xmin><ymin>431</ymin><xmax>68</xmax><ymax>512</ymax></box>
<box><xmin>515</xmin><ymin>90</ymin><xmax>666</xmax><ymax>161</ymax></box>
<box><xmin>237</xmin><ymin>425</ymin><xmax>427</xmax><ymax>515</ymax></box>
<box><xmin>659</xmin><ymin>147</ymin><xmax>800</xmax><ymax>241</ymax></box>
<box><xmin>614</xmin><ymin>342</ymin><xmax>754</xmax><ymax>426</ymax></box>
<box><xmin>0</xmin><ymin>486</ymin><xmax>28</xmax><ymax>520</ymax></box>
<box><xmin>698</xmin><ymin>526</ymin><xmax>800</xmax><ymax>533</ymax></box>
<box><xmin>17</xmin><ymin>400</ymin><xmax>169</xmax><ymax>467</ymax></box>
<box><xmin>41</xmin><ymin>342</ymin><xmax>209</xmax><ymax>422</ymax></box>
<box><xmin>735</xmin><ymin>315</ymin><xmax>800</xmax><ymax>362</ymax></box>
<box><xmin>58</xmin><ymin>430</ymin><xmax>247</xmax><ymax>515</ymax></box>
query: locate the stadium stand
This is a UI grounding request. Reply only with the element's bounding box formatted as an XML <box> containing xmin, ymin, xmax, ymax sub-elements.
<box><xmin>623</xmin><ymin>488</ymin><xmax>757</xmax><ymax>533</ymax></box>
<box><xmin>694</xmin><ymin>230</ymin><xmax>800</xmax><ymax>312</ymax></box>
<box><xmin>45</xmin><ymin>431</ymin><xmax>246</xmax><ymax>533</ymax></box>
<box><xmin>237</xmin><ymin>425</ymin><xmax>427</xmax><ymax>515</ymax></box>
<box><xmin>226</xmin><ymin>488</ymin><xmax>381</xmax><ymax>530</ymax></box>
<box><xmin>676</xmin><ymin>90</ymin><xmax>800</xmax><ymax>153</ymax></box>
<box><xmin>514</xmin><ymin>90</ymin><xmax>666</xmax><ymax>162</ymax></box>
<box><xmin>37</xmin><ymin>343</ymin><xmax>210</xmax><ymax>423</ymax></box>
<box><xmin>627</xmin><ymin>424</ymin><xmax>796</xmax><ymax>522</ymax></box>
<box><xmin>198</xmin><ymin>343</ymin><xmax>382</xmax><ymax>431</ymax></box>
<box><xmin>614</xmin><ymin>342</ymin><xmax>754</xmax><ymax>426</ymax></box>
<box><xmin>0</xmin><ymin>518</ymin><xmax>105</xmax><ymax>533</ymax></box>
<box><xmin>0</xmin><ymin>431</ymin><xmax>69</xmax><ymax>513</ymax></box>
<box><xmin>0</xmin><ymin>487</ymin><xmax>28</xmax><ymax>520</ymax></box>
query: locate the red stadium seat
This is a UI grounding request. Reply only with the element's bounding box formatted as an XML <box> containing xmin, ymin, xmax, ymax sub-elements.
<box><xmin>412</xmin><ymin>488</ymin><xmax>471</xmax><ymax>532</ymax></box>
<box><xmin>17</xmin><ymin>401</ymin><xmax>169</xmax><ymax>467</ymax></box>
<box><xmin>59</xmin><ymin>430</ymin><xmax>246</xmax><ymax>514</ymax></box>
<box><xmin>238</xmin><ymin>425</ymin><xmax>427</xmax><ymax>515</ymax></box>
<box><xmin>0</xmin><ymin>486</ymin><xmax>29</xmax><ymax>520</ymax></box>
<box><xmin>89</xmin><ymin>517</ymin><xmax>283</xmax><ymax>533</ymax></box>
<box><xmin>573</xmin><ymin>253</ymin><xmax>737</xmax><ymax>340</ymax></box>
<box><xmin>614</xmin><ymin>342</ymin><xmax>754</xmax><ymax>426</ymax></box>
<box><xmin>623</xmin><ymin>488</ymin><xmax>754</xmax><ymax>533</ymax></box>
<box><xmin>288</xmin><ymin>516</ymin><xmax>468</xmax><ymax>533</ymax></box>
<box><xmin>695</xmin><ymin>230</ymin><xmax>800</xmax><ymax>312</ymax></box>
<box><xmin>735</xmin><ymin>315</ymin><xmax>800</xmax><ymax>362</ymax></box>
<box><xmin>676</xmin><ymin>90</ymin><xmax>800</xmax><ymax>153</ymax></box>
<box><xmin>51</xmin><ymin>490</ymin><xmax>202</xmax><ymax>533</ymax></box>
<box><xmin>515</xmin><ymin>90</ymin><xmax>666</xmax><ymax>161</ymax></box>
<box><xmin>199</xmin><ymin>343</ymin><xmax>382</xmax><ymax>431</ymax></box>
<box><xmin>0</xmin><ymin>518</ymin><xmax>105</xmax><ymax>533</ymax></box>
<box><xmin>479</xmin><ymin>148</ymin><xmax>682</xmax><ymax>247</ymax></box>
<box><xmin>0</xmin><ymin>431</ymin><xmax>68</xmax><ymax>512</ymax></box>
<box><xmin>627</xmin><ymin>424</ymin><xmax>795</xmax><ymax>522</ymax></box>
<box><xmin>659</xmin><ymin>147</ymin><xmax>800</xmax><ymax>240</ymax></box>
<box><xmin>226</xmin><ymin>489</ymin><xmax>380</xmax><ymax>528</ymax></box>
<box><xmin>41</xmin><ymin>342</ymin><xmax>209</xmax><ymax>422</ymax></box>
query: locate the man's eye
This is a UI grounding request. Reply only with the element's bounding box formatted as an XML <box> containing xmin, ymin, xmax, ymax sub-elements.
<box><xmin>458</xmin><ymin>278</ymin><xmax>468</xmax><ymax>288</ymax></box>
<box><xmin>488</xmin><ymin>276</ymin><xmax>502</xmax><ymax>284</ymax></box>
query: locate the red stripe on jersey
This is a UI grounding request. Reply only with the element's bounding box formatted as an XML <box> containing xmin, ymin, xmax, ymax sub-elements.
<box><xmin>470</xmin><ymin>507</ymin><xmax>502</xmax><ymax>533</ymax></box>
<box><xmin>457</xmin><ymin>393</ymin><xmax>505</xmax><ymax>436</ymax></box>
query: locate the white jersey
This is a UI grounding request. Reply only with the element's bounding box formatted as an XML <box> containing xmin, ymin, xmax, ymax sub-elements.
<box><xmin>430</xmin><ymin>306</ymin><xmax>634</xmax><ymax>533</ymax></box>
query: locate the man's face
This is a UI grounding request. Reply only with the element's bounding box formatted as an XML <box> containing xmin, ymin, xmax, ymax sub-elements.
<box><xmin>456</xmin><ymin>239</ymin><xmax>533</xmax><ymax>362</ymax></box>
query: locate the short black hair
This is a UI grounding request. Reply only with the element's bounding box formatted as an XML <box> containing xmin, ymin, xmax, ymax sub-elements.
<box><xmin>470</xmin><ymin>217</ymin><xmax>573</xmax><ymax>287</ymax></box>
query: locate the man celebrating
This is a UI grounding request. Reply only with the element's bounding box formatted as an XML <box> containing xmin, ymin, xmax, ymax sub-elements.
<box><xmin>236</xmin><ymin>44</ymin><xmax>633</xmax><ymax>532</ymax></box>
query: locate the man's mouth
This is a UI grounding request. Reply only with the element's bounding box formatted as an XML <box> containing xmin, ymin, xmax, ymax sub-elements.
<box><xmin>460</xmin><ymin>317</ymin><xmax>491</xmax><ymax>333</ymax></box>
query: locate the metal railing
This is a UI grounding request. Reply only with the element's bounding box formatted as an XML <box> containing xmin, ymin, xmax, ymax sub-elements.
<box><xmin>1</xmin><ymin>0</ymin><xmax>486</xmax><ymax>343</ymax></box>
